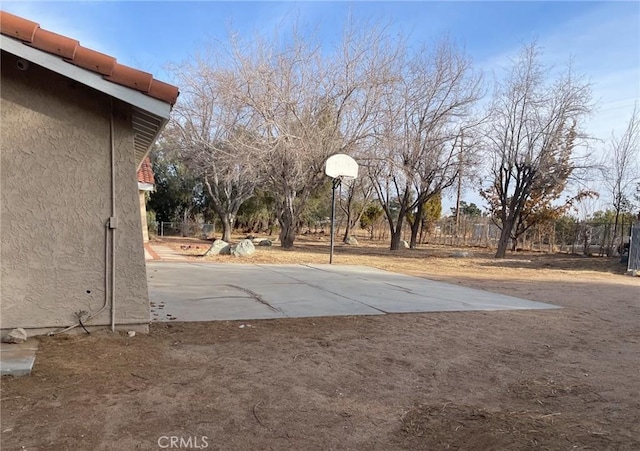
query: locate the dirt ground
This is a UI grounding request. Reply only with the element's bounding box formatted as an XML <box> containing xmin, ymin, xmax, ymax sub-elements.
<box><xmin>1</xmin><ymin>237</ymin><xmax>639</xmax><ymax>450</ymax></box>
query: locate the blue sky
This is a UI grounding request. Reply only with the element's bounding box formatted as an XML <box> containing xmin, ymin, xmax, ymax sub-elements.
<box><xmin>3</xmin><ymin>1</ymin><xmax>640</xmax><ymax>210</ymax></box>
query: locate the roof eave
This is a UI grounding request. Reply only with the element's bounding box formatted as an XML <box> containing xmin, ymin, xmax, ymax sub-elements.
<box><xmin>1</xmin><ymin>34</ymin><xmax>171</xmax><ymax>164</ymax></box>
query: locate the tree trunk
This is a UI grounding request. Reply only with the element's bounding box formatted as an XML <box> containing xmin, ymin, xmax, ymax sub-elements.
<box><xmin>278</xmin><ymin>196</ymin><xmax>296</xmax><ymax>249</ymax></box>
<box><xmin>342</xmin><ymin>221</ymin><xmax>351</xmax><ymax>243</ymax></box>
<box><xmin>390</xmin><ymin>227</ymin><xmax>403</xmax><ymax>250</ymax></box>
<box><xmin>220</xmin><ymin>215</ymin><xmax>232</xmax><ymax>242</ymax></box>
<box><xmin>408</xmin><ymin>202</ymin><xmax>424</xmax><ymax>249</ymax></box>
<box><xmin>495</xmin><ymin>219</ymin><xmax>514</xmax><ymax>258</ymax></box>
<box><xmin>341</xmin><ymin>191</ymin><xmax>353</xmax><ymax>243</ymax></box>
<box><xmin>279</xmin><ymin>215</ymin><xmax>296</xmax><ymax>248</ymax></box>
<box><xmin>610</xmin><ymin>209</ymin><xmax>621</xmax><ymax>256</ymax></box>
<box><xmin>181</xmin><ymin>209</ymin><xmax>191</xmax><ymax>237</ymax></box>
<box><xmin>389</xmin><ymin>213</ymin><xmax>406</xmax><ymax>250</ymax></box>
<box><xmin>409</xmin><ymin>217</ymin><xmax>420</xmax><ymax>249</ymax></box>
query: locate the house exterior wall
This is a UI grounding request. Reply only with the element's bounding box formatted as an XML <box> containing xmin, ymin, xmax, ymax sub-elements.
<box><xmin>0</xmin><ymin>51</ymin><xmax>149</xmax><ymax>332</ymax></box>
<box><xmin>139</xmin><ymin>190</ymin><xmax>150</xmax><ymax>242</ymax></box>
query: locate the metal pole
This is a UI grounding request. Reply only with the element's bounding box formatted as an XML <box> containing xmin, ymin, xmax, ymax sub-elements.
<box><xmin>454</xmin><ymin>130</ymin><xmax>463</xmax><ymax>238</ymax></box>
<box><xmin>330</xmin><ymin>178</ymin><xmax>340</xmax><ymax>264</ymax></box>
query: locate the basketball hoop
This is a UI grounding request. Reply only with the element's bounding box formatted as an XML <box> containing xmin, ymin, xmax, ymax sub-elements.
<box><xmin>325</xmin><ymin>154</ymin><xmax>358</xmax><ymax>180</ymax></box>
<box><xmin>325</xmin><ymin>154</ymin><xmax>359</xmax><ymax>264</ymax></box>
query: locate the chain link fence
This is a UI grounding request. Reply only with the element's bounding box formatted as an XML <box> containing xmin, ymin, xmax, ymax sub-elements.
<box><xmin>150</xmin><ymin>217</ymin><xmax>636</xmax><ymax>257</ymax></box>
<box><xmin>627</xmin><ymin>224</ymin><xmax>640</xmax><ymax>272</ymax></box>
<box><xmin>428</xmin><ymin>218</ymin><xmax>501</xmax><ymax>248</ymax></box>
<box><xmin>569</xmin><ymin>221</ymin><xmax>634</xmax><ymax>256</ymax></box>
<box><xmin>152</xmin><ymin>221</ymin><xmax>217</xmax><ymax>239</ymax></box>
<box><xmin>426</xmin><ymin>217</ymin><xmax>635</xmax><ymax>256</ymax></box>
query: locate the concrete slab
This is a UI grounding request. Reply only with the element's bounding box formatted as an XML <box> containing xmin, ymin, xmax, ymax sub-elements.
<box><xmin>147</xmin><ymin>262</ymin><xmax>558</xmax><ymax>322</ymax></box>
<box><xmin>146</xmin><ymin>244</ymin><xmax>187</xmax><ymax>261</ymax></box>
<box><xmin>0</xmin><ymin>339</ymin><xmax>38</xmax><ymax>377</ymax></box>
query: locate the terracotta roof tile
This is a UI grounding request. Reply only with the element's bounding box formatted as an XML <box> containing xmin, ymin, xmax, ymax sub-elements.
<box><xmin>0</xmin><ymin>11</ymin><xmax>37</xmax><ymax>41</ymax></box>
<box><xmin>30</xmin><ymin>28</ymin><xmax>78</xmax><ymax>59</ymax></box>
<box><xmin>148</xmin><ymin>79</ymin><xmax>180</xmax><ymax>105</ymax></box>
<box><xmin>72</xmin><ymin>46</ymin><xmax>117</xmax><ymax>76</ymax></box>
<box><xmin>0</xmin><ymin>11</ymin><xmax>179</xmax><ymax>105</ymax></box>
<box><xmin>137</xmin><ymin>156</ymin><xmax>155</xmax><ymax>185</ymax></box>
<box><xmin>106</xmin><ymin>63</ymin><xmax>153</xmax><ymax>92</ymax></box>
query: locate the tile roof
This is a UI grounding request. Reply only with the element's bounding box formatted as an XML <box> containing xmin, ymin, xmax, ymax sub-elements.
<box><xmin>137</xmin><ymin>156</ymin><xmax>155</xmax><ymax>185</ymax></box>
<box><xmin>0</xmin><ymin>11</ymin><xmax>179</xmax><ymax>105</ymax></box>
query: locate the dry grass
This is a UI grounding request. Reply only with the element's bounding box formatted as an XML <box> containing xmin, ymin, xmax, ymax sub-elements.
<box><xmin>152</xmin><ymin>234</ymin><xmax>633</xmax><ymax>284</ymax></box>
<box><xmin>3</xmin><ymin>235</ymin><xmax>637</xmax><ymax>450</ymax></box>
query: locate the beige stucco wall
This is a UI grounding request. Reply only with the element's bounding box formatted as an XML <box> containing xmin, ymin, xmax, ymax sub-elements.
<box><xmin>0</xmin><ymin>51</ymin><xmax>149</xmax><ymax>332</ymax></box>
<box><xmin>139</xmin><ymin>190</ymin><xmax>150</xmax><ymax>242</ymax></box>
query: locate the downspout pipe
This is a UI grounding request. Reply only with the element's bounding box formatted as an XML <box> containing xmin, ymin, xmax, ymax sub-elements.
<box><xmin>109</xmin><ymin>98</ymin><xmax>117</xmax><ymax>333</ymax></box>
<box><xmin>48</xmin><ymin>226</ymin><xmax>110</xmax><ymax>335</ymax></box>
<box><xmin>48</xmin><ymin>100</ymin><xmax>117</xmax><ymax>335</ymax></box>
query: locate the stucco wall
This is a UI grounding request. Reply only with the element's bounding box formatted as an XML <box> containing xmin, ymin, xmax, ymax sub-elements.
<box><xmin>0</xmin><ymin>51</ymin><xmax>149</xmax><ymax>331</ymax></box>
<box><xmin>139</xmin><ymin>191</ymin><xmax>150</xmax><ymax>242</ymax></box>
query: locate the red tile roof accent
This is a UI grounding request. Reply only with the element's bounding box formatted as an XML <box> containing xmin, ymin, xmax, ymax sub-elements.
<box><xmin>0</xmin><ymin>11</ymin><xmax>179</xmax><ymax>105</ymax></box>
<box><xmin>137</xmin><ymin>156</ymin><xmax>155</xmax><ymax>185</ymax></box>
<box><xmin>107</xmin><ymin>63</ymin><xmax>153</xmax><ymax>92</ymax></box>
<box><xmin>30</xmin><ymin>28</ymin><xmax>78</xmax><ymax>59</ymax></box>
<box><xmin>72</xmin><ymin>46</ymin><xmax>116</xmax><ymax>76</ymax></box>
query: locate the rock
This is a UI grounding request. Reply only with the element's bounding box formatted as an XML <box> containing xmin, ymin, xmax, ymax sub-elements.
<box><xmin>231</xmin><ymin>239</ymin><xmax>256</xmax><ymax>257</ymax></box>
<box><xmin>205</xmin><ymin>239</ymin><xmax>230</xmax><ymax>256</ymax></box>
<box><xmin>401</xmin><ymin>240</ymin><xmax>410</xmax><ymax>249</ymax></box>
<box><xmin>345</xmin><ymin>236</ymin><xmax>359</xmax><ymax>245</ymax></box>
<box><xmin>451</xmin><ymin>251</ymin><xmax>470</xmax><ymax>258</ymax></box>
<box><xmin>3</xmin><ymin>328</ymin><xmax>27</xmax><ymax>344</ymax></box>
<box><xmin>258</xmin><ymin>239</ymin><xmax>273</xmax><ymax>247</ymax></box>
<box><xmin>127</xmin><ymin>331</ymin><xmax>136</xmax><ymax>338</ymax></box>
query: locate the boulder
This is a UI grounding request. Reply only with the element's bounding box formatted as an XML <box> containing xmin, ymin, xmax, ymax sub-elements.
<box><xmin>3</xmin><ymin>328</ymin><xmax>27</xmax><ymax>344</ymax></box>
<box><xmin>258</xmin><ymin>239</ymin><xmax>273</xmax><ymax>247</ymax></box>
<box><xmin>345</xmin><ymin>236</ymin><xmax>359</xmax><ymax>245</ymax></box>
<box><xmin>401</xmin><ymin>240</ymin><xmax>410</xmax><ymax>249</ymax></box>
<box><xmin>451</xmin><ymin>251</ymin><xmax>470</xmax><ymax>258</ymax></box>
<box><xmin>231</xmin><ymin>239</ymin><xmax>256</xmax><ymax>257</ymax></box>
<box><xmin>205</xmin><ymin>239</ymin><xmax>230</xmax><ymax>256</ymax></box>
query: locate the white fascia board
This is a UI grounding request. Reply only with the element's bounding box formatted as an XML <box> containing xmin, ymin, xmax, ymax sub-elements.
<box><xmin>1</xmin><ymin>35</ymin><xmax>172</xmax><ymax>120</ymax></box>
<box><xmin>138</xmin><ymin>182</ymin><xmax>155</xmax><ymax>191</ymax></box>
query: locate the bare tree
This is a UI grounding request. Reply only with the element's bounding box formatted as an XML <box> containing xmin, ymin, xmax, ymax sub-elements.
<box><xmin>225</xmin><ymin>21</ymin><xmax>398</xmax><ymax>248</ymax></box>
<box><xmin>339</xmin><ymin>175</ymin><xmax>375</xmax><ymax>243</ymax></box>
<box><xmin>369</xmin><ymin>39</ymin><xmax>483</xmax><ymax>250</ymax></box>
<box><xmin>603</xmin><ymin>103</ymin><xmax>640</xmax><ymax>253</ymax></box>
<box><xmin>168</xmin><ymin>51</ymin><xmax>261</xmax><ymax>241</ymax></box>
<box><xmin>482</xmin><ymin>43</ymin><xmax>592</xmax><ymax>258</ymax></box>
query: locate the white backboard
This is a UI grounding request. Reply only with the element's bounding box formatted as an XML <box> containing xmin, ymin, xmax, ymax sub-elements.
<box><xmin>325</xmin><ymin>154</ymin><xmax>358</xmax><ymax>179</ymax></box>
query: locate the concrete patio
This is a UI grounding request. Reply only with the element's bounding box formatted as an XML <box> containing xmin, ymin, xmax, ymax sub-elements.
<box><xmin>0</xmin><ymin>339</ymin><xmax>38</xmax><ymax>377</ymax></box>
<box><xmin>147</xmin><ymin>262</ymin><xmax>559</xmax><ymax>322</ymax></box>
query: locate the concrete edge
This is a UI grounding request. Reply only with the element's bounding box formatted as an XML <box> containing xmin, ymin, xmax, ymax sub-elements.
<box><xmin>1</xmin><ymin>323</ymin><xmax>149</xmax><ymax>339</ymax></box>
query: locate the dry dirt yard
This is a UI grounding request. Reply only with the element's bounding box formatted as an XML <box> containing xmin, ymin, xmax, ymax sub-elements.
<box><xmin>2</xmin><ymin>237</ymin><xmax>639</xmax><ymax>450</ymax></box>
